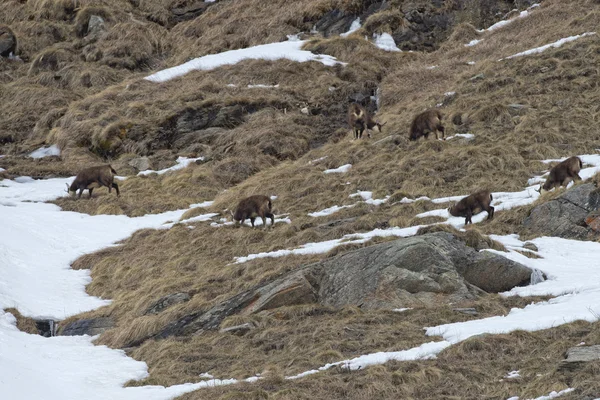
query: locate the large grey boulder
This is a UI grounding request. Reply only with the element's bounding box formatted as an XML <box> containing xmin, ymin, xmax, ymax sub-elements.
<box><xmin>60</xmin><ymin>317</ymin><xmax>114</xmax><ymax>336</ymax></box>
<box><xmin>141</xmin><ymin>232</ymin><xmax>536</xmax><ymax>344</ymax></box>
<box><xmin>560</xmin><ymin>345</ymin><xmax>600</xmax><ymax>371</ymax></box>
<box><xmin>523</xmin><ymin>183</ymin><xmax>600</xmax><ymax>239</ymax></box>
<box><xmin>145</xmin><ymin>292</ymin><xmax>191</xmax><ymax>315</ymax></box>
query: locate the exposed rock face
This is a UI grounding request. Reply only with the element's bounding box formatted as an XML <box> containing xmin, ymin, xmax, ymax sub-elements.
<box><xmin>145</xmin><ymin>292</ymin><xmax>191</xmax><ymax>315</ymax></box>
<box><xmin>0</xmin><ymin>25</ymin><xmax>17</xmax><ymax>57</ymax></box>
<box><xmin>560</xmin><ymin>345</ymin><xmax>600</xmax><ymax>371</ymax></box>
<box><xmin>60</xmin><ymin>317</ymin><xmax>114</xmax><ymax>336</ymax></box>
<box><xmin>128</xmin><ymin>156</ymin><xmax>152</xmax><ymax>172</ymax></box>
<box><xmin>523</xmin><ymin>183</ymin><xmax>600</xmax><ymax>239</ymax></box>
<box><xmin>142</xmin><ymin>232</ymin><xmax>535</xmax><ymax>344</ymax></box>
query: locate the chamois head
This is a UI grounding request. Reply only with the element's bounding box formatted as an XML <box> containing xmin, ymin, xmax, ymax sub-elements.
<box><xmin>65</xmin><ymin>183</ymin><xmax>77</xmax><ymax>197</ymax></box>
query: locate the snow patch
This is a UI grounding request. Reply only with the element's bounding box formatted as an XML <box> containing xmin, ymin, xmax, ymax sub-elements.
<box><xmin>445</xmin><ymin>133</ymin><xmax>475</xmax><ymax>141</ymax></box>
<box><xmin>29</xmin><ymin>145</ymin><xmax>60</xmax><ymax>159</ymax></box>
<box><xmin>324</xmin><ymin>164</ymin><xmax>352</xmax><ymax>174</ymax></box>
<box><xmin>138</xmin><ymin>157</ymin><xmax>203</xmax><ymax>176</ymax></box>
<box><xmin>145</xmin><ymin>40</ymin><xmax>343</xmax><ymax>83</ymax></box>
<box><xmin>465</xmin><ymin>39</ymin><xmax>482</xmax><ymax>47</ymax></box>
<box><xmin>341</xmin><ymin>18</ymin><xmax>361</xmax><ymax>37</ymax></box>
<box><xmin>502</xmin><ymin>32</ymin><xmax>596</xmax><ymax>60</ymax></box>
<box><xmin>308</xmin><ymin>204</ymin><xmax>355</xmax><ymax>217</ymax></box>
<box><xmin>373</xmin><ymin>33</ymin><xmax>401</xmax><ymax>52</ymax></box>
<box><xmin>479</xmin><ymin>4</ymin><xmax>540</xmax><ymax>33</ymax></box>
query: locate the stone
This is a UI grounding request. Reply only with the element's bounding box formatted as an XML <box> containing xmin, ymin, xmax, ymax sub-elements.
<box><xmin>87</xmin><ymin>15</ymin><xmax>106</xmax><ymax>37</ymax></box>
<box><xmin>219</xmin><ymin>323</ymin><xmax>255</xmax><ymax>336</ymax></box>
<box><xmin>145</xmin><ymin>292</ymin><xmax>191</xmax><ymax>315</ymax></box>
<box><xmin>60</xmin><ymin>317</ymin><xmax>114</xmax><ymax>336</ymax></box>
<box><xmin>313</xmin><ymin>10</ymin><xmax>355</xmax><ymax>37</ymax></box>
<box><xmin>453</xmin><ymin>308</ymin><xmax>478</xmax><ymax>316</ymax></box>
<box><xmin>142</xmin><ymin>232</ymin><xmax>535</xmax><ymax>344</ymax></box>
<box><xmin>0</xmin><ymin>26</ymin><xmax>17</xmax><ymax>57</ymax></box>
<box><xmin>469</xmin><ymin>73</ymin><xmax>486</xmax><ymax>82</ymax></box>
<box><xmin>560</xmin><ymin>345</ymin><xmax>600</xmax><ymax>371</ymax></box>
<box><xmin>128</xmin><ymin>156</ymin><xmax>152</xmax><ymax>172</ymax></box>
<box><xmin>523</xmin><ymin>183</ymin><xmax>600</xmax><ymax>239</ymax></box>
<box><xmin>523</xmin><ymin>242</ymin><xmax>538</xmax><ymax>252</ymax></box>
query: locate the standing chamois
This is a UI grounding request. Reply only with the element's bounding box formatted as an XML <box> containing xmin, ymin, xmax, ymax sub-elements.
<box><xmin>409</xmin><ymin>109</ymin><xmax>445</xmax><ymax>141</ymax></box>
<box><xmin>347</xmin><ymin>102</ymin><xmax>385</xmax><ymax>140</ymax></box>
<box><xmin>538</xmin><ymin>156</ymin><xmax>583</xmax><ymax>193</ymax></box>
<box><xmin>66</xmin><ymin>165</ymin><xmax>120</xmax><ymax>199</ymax></box>
<box><xmin>231</xmin><ymin>195</ymin><xmax>275</xmax><ymax>229</ymax></box>
<box><xmin>448</xmin><ymin>190</ymin><xmax>494</xmax><ymax>225</ymax></box>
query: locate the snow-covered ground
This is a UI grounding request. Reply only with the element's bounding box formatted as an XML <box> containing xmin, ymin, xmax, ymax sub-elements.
<box><xmin>0</xmin><ymin>176</ymin><xmax>230</xmax><ymax>399</ymax></box>
<box><xmin>323</xmin><ymin>164</ymin><xmax>352</xmax><ymax>174</ymax></box>
<box><xmin>145</xmin><ymin>39</ymin><xmax>342</xmax><ymax>83</ymax></box>
<box><xmin>29</xmin><ymin>144</ymin><xmax>61</xmax><ymax>159</ymax></box>
<box><xmin>478</xmin><ymin>4</ymin><xmax>540</xmax><ymax>33</ymax></box>
<box><xmin>138</xmin><ymin>157</ymin><xmax>204</xmax><ymax>176</ymax></box>
<box><xmin>340</xmin><ymin>18</ymin><xmax>361</xmax><ymax>38</ymax></box>
<box><xmin>373</xmin><ymin>33</ymin><xmax>401</xmax><ymax>52</ymax></box>
<box><xmin>502</xmin><ymin>32</ymin><xmax>596</xmax><ymax>60</ymax></box>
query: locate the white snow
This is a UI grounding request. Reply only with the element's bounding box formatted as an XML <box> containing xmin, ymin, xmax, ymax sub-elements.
<box><xmin>502</xmin><ymin>32</ymin><xmax>596</xmax><ymax>60</ymax></box>
<box><xmin>341</xmin><ymin>18</ymin><xmax>361</xmax><ymax>37</ymax></box>
<box><xmin>426</xmin><ymin>65</ymin><xmax>438</xmax><ymax>70</ymax></box>
<box><xmin>29</xmin><ymin>144</ymin><xmax>61</xmax><ymax>159</ymax></box>
<box><xmin>504</xmin><ymin>370</ymin><xmax>521</xmax><ymax>379</ymax></box>
<box><xmin>467</xmin><ymin>61</ymin><xmax>476</xmax><ymax>65</ymax></box>
<box><xmin>138</xmin><ymin>157</ymin><xmax>203</xmax><ymax>176</ymax></box>
<box><xmin>445</xmin><ymin>133</ymin><xmax>475</xmax><ymax>141</ymax></box>
<box><xmin>145</xmin><ymin>40</ymin><xmax>342</xmax><ymax>83</ymax></box>
<box><xmin>0</xmin><ymin>176</ymin><xmax>249</xmax><ymax>399</ymax></box>
<box><xmin>308</xmin><ymin>156</ymin><xmax>327</xmax><ymax>164</ymax></box>
<box><xmin>350</xmin><ymin>191</ymin><xmax>390</xmax><ymax>205</ymax></box>
<box><xmin>308</xmin><ymin>204</ymin><xmax>355</xmax><ymax>217</ymax></box>
<box><xmin>211</xmin><ymin>215</ymin><xmax>291</xmax><ymax>228</ymax></box>
<box><xmin>247</xmin><ymin>84</ymin><xmax>279</xmax><ymax>88</ymax></box>
<box><xmin>508</xmin><ymin>388</ymin><xmax>575</xmax><ymax>400</ymax></box>
<box><xmin>479</xmin><ymin>4</ymin><xmax>540</xmax><ymax>33</ymax></box>
<box><xmin>199</xmin><ymin>373</ymin><xmax>214</xmax><ymax>379</ymax></box>
<box><xmin>324</xmin><ymin>164</ymin><xmax>352</xmax><ymax>174</ymax></box>
<box><xmin>395</xmin><ymin>196</ymin><xmax>431</xmax><ymax>204</ymax></box>
<box><xmin>392</xmin><ymin>308</ymin><xmax>412</xmax><ymax>313</ymax></box>
<box><xmin>465</xmin><ymin>39</ymin><xmax>482</xmax><ymax>47</ymax></box>
<box><xmin>373</xmin><ymin>33</ymin><xmax>401</xmax><ymax>52</ymax></box>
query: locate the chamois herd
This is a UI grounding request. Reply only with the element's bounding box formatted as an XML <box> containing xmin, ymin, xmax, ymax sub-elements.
<box><xmin>64</xmin><ymin>103</ymin><xmax>584</xmax><ymax>228</ymax></box>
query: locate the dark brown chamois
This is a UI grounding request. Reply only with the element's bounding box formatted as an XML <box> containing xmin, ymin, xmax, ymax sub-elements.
<box><xmin>538</xmin><ymin>156</ymin><xmax>583</xmax><ymax>193</ymax></box>
<box><xmin>448</xmin><ymin>190</ymin><xmax>494</xmax><ymax>225</ymax></box>
<box><xmin>0</xmin><ymin>25</ymin><xmax>17</xmax><ymax>57</ymax></box>
<box><xmin>347</xmin><ymin>102</ymin><xmax>386</xmax><ymax>140</ymax></box>
<box><xmin>231</xmin><ymin>195</ymin><xmax>275</xmax><ymax>229</ymax></box>
<box><xmin>409</xmin><ymin>109</ymin><xmax>445</xmax><ymax>141</ymax></box>
<box><xmin>66</xmin><ymin>165</ymin><xmax>119</xmax><ymax>199</ymax></box>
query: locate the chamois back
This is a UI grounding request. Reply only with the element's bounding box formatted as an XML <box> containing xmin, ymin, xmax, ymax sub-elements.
<box><xmin>541</xmin><ymin>156</ymin><xmax>583</xmax><ymax>192</ymax></box>
<box><xmin>409</xmin><ymin>109</ymin><xmax>445</xmax><ymax>141</ymax></box>
<box><xmin>448</xmin><ymin>189</ymin><xmax>494</xmax><ymax>225</ymax></box>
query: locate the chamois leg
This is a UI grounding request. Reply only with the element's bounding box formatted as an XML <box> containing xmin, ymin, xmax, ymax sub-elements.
<box><xmin>561</xmin><ymin>177</ymin><xmax>573</xmax><ymax>188</ymax></box>
<box><xmin>486</xmin><ymin>206</ymin><xmax>495</xmax><ymax>220</ymax></box>
<box><xmin>78</xmin><ymin>188</ymin><xmax>84</xmax><ymax>199</ymax></box>
<box><xmin>250</xmin><ymin>217</ymin><xmax>256</xmax><ymax>228</ymax></box>
<box><xmin>112</xmin><ymin>182</ymin><xmax>120</xmax><ymax>196</ymax></box>
<box><xmin>573</xmin><ymin>173</ymin><xmax>582</xmax><ymax>182</ymax></box>
<box><xmin>261</xmin><ymin>216</ymin><xmax>267</xmax><ymax>230</ymax></box>
<box><xmin>465</xmin><ymin>209</ymin><xmax>473</xmax><ymax>225</ymax></box>
<box><xmin>266</xmin><ymin>212</ymin><xmax>275</xmax><ymax>228</ymax></box>
<box><xmin>438</xmin><ymin>124</ymin><xmax>445</xmax><ymax>140</ymax></box>
<box><xmin>88</xmin><ymin>188</ymin><xmax>94</xmax><ymax>199</ymax></box>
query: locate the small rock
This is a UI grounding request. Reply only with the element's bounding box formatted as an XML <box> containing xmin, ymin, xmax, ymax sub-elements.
<box><xmin>560</xmin><ymin>345</ymin><xmax>600</xmax><ymax>371</ymax></box>
<box><xmin>87</xmin><ymin>15</ymin><xmax>106</xmax><ymax>37</ymax></box>
<box><xmin>60</xmin><ymin>317</ymin><xmax>114</xmax><ymax>336</ymax></box>
<box><xmin>219</xmin><ymin>323</ymin><xmax>255</xmax><ymax>336</ymax></box>
<box><xmin>469</xmin><ymin>73</ymin><xmax>485</xmax><ymax>82</ymax></box>
<box><xmin>522</xmin><ymin>242</ymin><xmax>538</xmax><ymax>252</ymax></box>
<box><xmin>453</xmin><ymin>307</ymin><xmax>478</xmax><ymax>316</ymax></box>
<box><xmin>300</xmin><ymin>107</ymin><xmax>309</xmax><ymax>115</ymax></box>
<box><xmin>145</xmin><ymin>292</ymin><xmax>191</xmax><ymax>315</ymax></box>
<box><xmin>128</xmin><ymin>157</ymin><xmax>152</xmax><ymax>172</ymax></box>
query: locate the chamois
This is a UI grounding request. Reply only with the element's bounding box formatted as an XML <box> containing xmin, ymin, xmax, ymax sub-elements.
<box><xmin>409</xmin><ymin>109</ymin><xmax>445</xmax><ymax>141</ymax></box>
<box><xmin>347</xmin><ymin>102</ymin><xmax>385</xmax><ymax>140</ymax></box>
<box><xmin>539</xmin><ymin>156</ymin><xmax>583</xmax><ymax>193</ymax></box>
<box><xmin>231</xmin><ymin>195</ymin><xmax>275</xmax><ymax>229</ymax></box>
<box><xmin>0</xmin><ymin>25</ymin><xmax>17</xmax><ymax>57</ymax></box>
<box><xmin>448</xmin><ymin>190</ymin><xmax>494</xmax><ymax>225</ymax></box>
<box><xmin>66</xmin><ymin>165</ymin><xmax>119</xmax><ymax>199</ymax></box>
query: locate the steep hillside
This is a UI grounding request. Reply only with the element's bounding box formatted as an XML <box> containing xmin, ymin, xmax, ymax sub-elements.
<box><xmin>2</xmin><ymin>0</ymin><xmax>600</xmax><ymax>399</ymax></box>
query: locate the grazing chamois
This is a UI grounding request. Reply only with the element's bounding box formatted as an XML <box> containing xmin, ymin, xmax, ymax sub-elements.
<box><xmin>538</xmin><ymin>156</ymin><xmax>583</xmax><ymax>193</ymax></box>
<box><xmin>409</xmin><ymin>109</ymin><xmax>445</xmax><ymax>141</ymax></box>
<box><xmin>448</xmin><ymin>190</ymin><xmax>494</xmax><ymax>225</ymax></box>
<box><xmin>347</xmin><ymin>102</ymin><xmax>386</xmax><ymax>140</ymax></box>
<box><xmin>231</xmin><ymin>195</ymin><xmax>275</xmax><ymax>229</ymax></box>
<box><xmin>0</xmin><ymin>25</ymin><xmax>17</xmax><ymax>57</ymax></box>
<box><xmin>66</xmin><ymin>165</ymin><xmax>119</xmax><ymax>199</ymax></box>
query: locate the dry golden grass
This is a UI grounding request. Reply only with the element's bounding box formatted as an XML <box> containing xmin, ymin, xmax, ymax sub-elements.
<box><xmin>3</xmin><ymin>308</ymin><xmax>39</xmax><ymax>335</ymax></box>
<box><xmin>3</xmin><ymin>0</ymin><xmax>600</xmax><ymax>398</ymax></box>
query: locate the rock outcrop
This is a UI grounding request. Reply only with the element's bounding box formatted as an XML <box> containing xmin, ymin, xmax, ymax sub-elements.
<box><xmin>60</xmin><ymin>317</ymin><xmax>114</xmax><ymax>336</ymax></box>
<box><xmin>523</xmin><ymin>183</ymin><xmax>600</xmax><ymax>239</ymax></box>
<box><xmin>141</xmin><ymin>232</ymin><xmax>536</xmax><ymax>345</ymax></box>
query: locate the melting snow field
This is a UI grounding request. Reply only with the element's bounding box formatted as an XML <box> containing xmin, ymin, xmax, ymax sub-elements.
<box><xmin>0</xmin><ymin>176</ymin><xmax>228</xmax><ymax>399</ymax></box>
<box><xmin>145</xmin><ymin>39</ymin><xmax>342</xmax><ymax>83</ymax></box>
<box><xmin>502</xmin><ymin>32</ymin><xmax>596</xmax><ymax>60</ymax></box>
<box><xmin>29</xmin><ymin>144</ymin><xmax>61</xmax><ymax>159</ymax></box>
